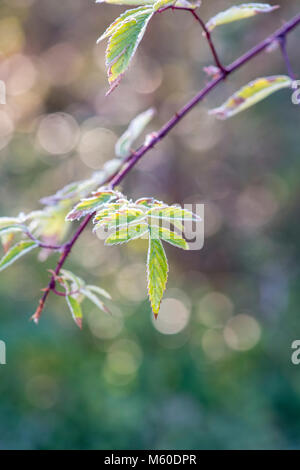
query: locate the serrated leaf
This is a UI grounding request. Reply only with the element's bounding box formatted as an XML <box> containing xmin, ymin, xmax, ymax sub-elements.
<box><xmin>206</xmin><ymin>3</ymin><xmax>279</xmax><ymax>31</ymax></box>
<box><xmin>147</xmin><ymin>237</ymin><xmax>168</xmax><ymax>317</ymax></box>
<box><xmin>105</xmin><ymin>223</ymin><xmax>149</xmax><ymax>245</ymax></box>
<box><xmin>150</xmin><ymin>226</ymin><xmax>189</xmax><ymax>250</ymax></box>
<box><xmin>115</xmin><ymin>108</ymin><xmax>155</xmax><ymax>158</ymax></box>
<box><xmin>81</xmin><ymin>288</ymin><xmax>110</xmax><ymax>314</ymax></box>
<box><xmin>86</xmin><ymin>285</ymin><xmax>112</xmax><ymax>300</ymax></box>
<box><xmin>209</xmin><ymin>75</ymin><xmax>292</xmax><ymax>119</ymax></box>
<box><xmin>104</xmin><ymin>7</ymin><xmax>154</xmax><ymax>91</ymax></box>
<box><xmin>66</xmin><ymin>295</ymin><xmax>83</xmax><ymax>329</ymax></box>
<box><xmin>66</xmin><ymin>190</ymin><xmax>118</xmax><ymax>221</ymax></box>
<box><xmin>0</xmin><ymin>240</ymin><xmax>38</xmax><ymax>272</ymax></box>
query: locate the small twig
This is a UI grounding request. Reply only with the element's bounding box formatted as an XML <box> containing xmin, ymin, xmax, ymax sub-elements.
<box><xmin>278</xmin><ymin>34</ymin><xmax>296</xmax><ymax>80</ymax></box>
<box><xmin>26</xmin><ymin>230</ymin><xmax>64</xmax><ymax>251</ymax></box>
<box><xmin>158</xmin><ymin>5</ymin><xmax>228</xmax><ymax>74</ymax></box>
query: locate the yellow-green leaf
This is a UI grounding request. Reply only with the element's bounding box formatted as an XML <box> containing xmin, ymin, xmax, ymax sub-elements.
<box><xmin>104</xmin><ymin>7</ymin><xmax>154</xmax><ymax>92</ymax></box>
<box><xmin>66</xmin><ymin>295</ymin><xmax>83</xmax><ymax>329</ymax></box>
<box><xmin>115</xmin><ymin>107</ymin><xmax>155</xmax><ymax>158</ymax></box>
<box><xmin>151</xmin><ymin>226</ymin><xmax>189</xmax><ymax>250</ymax></box>
<box><xmin>105</xmin><ymin>223</ymin><xmax>149</xmax><ymax>245</ymax></box>
<box><xmin>66</xmin><ymin>190</ymin><xmax>117</xmax><ymax>221</ymax></box>
<box><xmin>100</xmin><ymin>208</ymin><xmax>146</xmax><ymax>230</ymax></box>
<box><xmin>147</xmin><ymin>237</ymin><xmax>168</xmax><ymax>318</ymax></box>
<box><xmin>81</xmin><ymin>288</ymin><xmax>110</xmax><ymax>314</ymax></box>
<box><xmin>206</xmin><ymin>3</ymin><xmax>279</xmax><ymax>31</ymax></box>
<box><xmin>209</xmin><ymin>75</ymin><xmax>292</xmax><ymax>119</ymax></box>
<box><xmin>0</xmin><ymin>240</ymin><xmax>38</xmax><ymax>272</ymax></box>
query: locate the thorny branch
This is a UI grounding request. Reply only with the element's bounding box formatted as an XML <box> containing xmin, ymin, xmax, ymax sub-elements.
<box><xmin>32</xmin><ymin>9</ymin><xmax>300</xmax><ymax>323</ymax></box>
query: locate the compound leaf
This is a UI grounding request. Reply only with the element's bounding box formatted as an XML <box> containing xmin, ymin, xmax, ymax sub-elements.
<box><xmin>209</xmin><ymin>75</ymin><xmax>292</xmax><ymax>119</ymax></box>
<box><xmin>206</xmin><ymin>3</ymin><xmax>279</xmax><ymax>31</ymax></box>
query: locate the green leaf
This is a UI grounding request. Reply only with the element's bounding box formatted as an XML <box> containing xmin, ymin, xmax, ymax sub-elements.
<box><xmin>86</xmin><ymin>285</ymin><xmax>112</xmax><ymax>300</ymax></box>
<box><xmin>147</xmin><ymin>206</ymin><xmax>199</xmax><ymax>229</ymax></box>
<box><xmin>115</xmin><ymin>108</ymin><xmax>155</xmax><ymax>158</ymax></box>
<box><xmin>209</xmin><ymin>75</ymin><xmax>292</xmax><ymax>119</ymax></box>
<box><xmin>66</xmin><ymin>190</ymin><xmax>118</xmax><ymax>221</ymax></box>
<box><xmin>150</xmin><ymin>226</ymin><xmax>189</xmax><ymax>250</ymax></box>
<box><xmin>81</xmin><ymin>288</ymin><xmax>110</xmax><ymax>314</ymax></box>
<box><xmin>103</xmin><ymin>7</ymin><xmax>154</xmax><ymax>92</ymax></box>
<box><xmin>147</xmin><ymin>237</ymin><xmax>168</xmax><ymax>318</ymax></box>
<box><xmin>66</xmin><ymin>295</ymin><xmax>83</xmax><ymax>329</ymax></box>
<box><xmin>0</xmin><ymin>240</ymin><xmax>38</xmax><ymax>272</ymax></box>
<box><xmin>206</xmin><ymin>3</ymin><xmax>279</xmax><ymax>31</ymax></box>
<box><xmin>105</xmin><ymin>223</ymin><xmax>149</xmax><ymax>245</ymax></box>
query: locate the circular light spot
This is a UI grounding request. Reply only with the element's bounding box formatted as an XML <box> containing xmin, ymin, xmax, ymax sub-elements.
<box><xmin>153</xmin><ymin>298</ymin><xmax>190</xmax><ymax>335</ymax></box>
<box><xmin>224</xmin><ymin>314</ymin><xmax>261</xmax><ymax>351</ymax></box>
<box><xmin>116</xmin><ymin>263</ymin><xmax>147</xmax><ymax>302</ymax></box>
<box><xmin>197</xmin><ymin>291</ymin><xmax>233</xmax><ymax>328</ymax></box>
<box><xmin>37</xmin><ymin>112</ymin><xmax>79</xmax><ymax>155</ymax></box>
<box><xmin>79</xmin><ymin>127</ymin><xmax>117</xmax><ymax>169</ymax></box>
<box><xmin>88</xmin><ymin>307</ymin><xmax>123</xmax><ymax>340</ymax></box>
<box><xmin>201</xmin><ymin>329</ymin><xmax>228</xmax><ymax>361</ymax></box>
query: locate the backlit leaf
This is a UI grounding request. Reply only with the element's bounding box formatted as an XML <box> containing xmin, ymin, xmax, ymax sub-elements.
<box><xmin>147</xmin><ymin>237</ymin><xmax>168</xmax><ymax>318</ymax></box>
<box><xmin>81</xmin><ymin>288</ymin><xmax>110</xmax><ymax>314</ymax></box>
<box><xmin>206</xmin><ymin>3</ymin><xmax>279</xmax><ymax>31</ymax></box>
<box><xmin>0</xmin><ymin>240</ymin><xmax>38</xmax><ymax>272</ymax></box>
<box><xmin>86</xmin><ymin>285</ymin><xmax>112</xmax><ymax>300</ymax></box>
<box><xmin>150</xmin><ymin>226</ymin><xmax>189</xmax><ymax>250</ymax></box>
<box><xmin>209</xmin><ymin>75</ymin><xmax>292</xmax><ymax>119</ymax></box>
<box><xmin>105</xmin><ymin>223</ymin><xmax>149</xmax><ymax>244</ymax></box>
<box><xmin>100</xmin><ymin>208</ymin><xmax>146</xmax><ymax>230</ymax></box>
<box><xmin>104</xmin><ymin>7</ymin><xmax>154</xmax><ymax>92</ymax></box>
<box><xmin>66</xmin><ymin>295</ymin><xmax>83</xmax><ymax>329</ymax></box>
<box><xmin>66</xmin><ymin>190</ymin><xmax>118</xmax><ymax>221</ymax></box>
<box><xmin>115</xmin><ymin>108</ymin><xmax>155</xmax><ymax>158</ymax></box>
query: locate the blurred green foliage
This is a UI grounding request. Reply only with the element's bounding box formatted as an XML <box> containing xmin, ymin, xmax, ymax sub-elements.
<box><xmin>0</xmin><ymin>0</ymin><xmax>300</xmax><ymax>450</ymax></box>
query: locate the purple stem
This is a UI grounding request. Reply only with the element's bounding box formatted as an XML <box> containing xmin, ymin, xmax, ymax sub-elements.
<box><xmin>33</xmin><ymin>11</ymin><xmax>300</xmax><ymax>322</ymax></box>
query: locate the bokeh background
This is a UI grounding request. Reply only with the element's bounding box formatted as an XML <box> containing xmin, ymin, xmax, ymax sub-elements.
<box><xmin>0</xmin><ymin>0</ymin><xmax>299</xmax><ymax>450</ymax></box>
